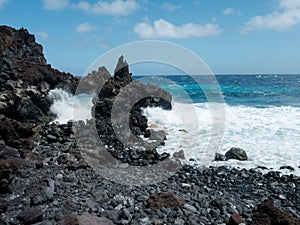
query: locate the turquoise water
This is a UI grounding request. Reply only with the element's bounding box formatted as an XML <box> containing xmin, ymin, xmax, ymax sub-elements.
<box><xmin>134</xmin><ymin>74</ymin><xmax>300</xmax><ymax>107</ymax></box>
<box><xmin>135</xmin><ymin>74</ymin><xmax>300</xmax><ymax>175</ymax></box>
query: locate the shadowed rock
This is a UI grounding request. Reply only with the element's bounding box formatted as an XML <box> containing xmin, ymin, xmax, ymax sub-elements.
<box><xmin>251</xmin><ymin>200</ymin><xmax>300</xmax><ymax>225</ymax></box>
<box><xmin>148</xmin><ymin>192</ymin><xmax>185</xmax><ymax>210</ymax></box>
<box><xmin>17</xmin><ymin>208</ymin><xmax>43</xmax><ymax>224</ymax></box>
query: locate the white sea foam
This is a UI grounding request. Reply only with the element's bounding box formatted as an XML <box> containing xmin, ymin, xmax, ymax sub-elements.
<box><xmin>49</xmin><ymin>88</ymin><xmax>93</xmax><ymax>124</ymax></box>
<box><xmin>48</xmin><ymin>89</ymin><xmax>300</xmax><ymax>175</ymax></box>
<box><xmin>143</xmin><ymin>102</ymin><xmax>300</xmax><ymax>176</ymax></box>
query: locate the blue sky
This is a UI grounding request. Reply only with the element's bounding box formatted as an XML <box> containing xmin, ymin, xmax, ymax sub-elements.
<box><xmin>0</xmin><ymin>0</ymin><xmax>300</xmax><ymax>75</ymax></box>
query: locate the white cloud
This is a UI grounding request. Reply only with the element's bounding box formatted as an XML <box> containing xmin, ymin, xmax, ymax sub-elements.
<box><xmin>43</xmin><ymin>0</ymin><xmax>69</xmax><ymax>10</ymax></box>
<box><xmin>242</xmin><ymin>0</ymin><xmax>300</xmax><ymax>33</ymax></box>
<box><xmin>76</xmin><ymin>22</ymin><xmax>97</xmax><ymax>33</ymax></box>
<box><xmin>223</xmin><ymin>8</ymin><xmax>234</xmax><ymax>16</ymax></box>
<box><xmin>161</xmin><ymin>3</ymin><xmax>181</xmax><ymax>12</ymax></box>
<box><xmin>134</xmin><ymin>18</ymin><xmax>221</xmax><ymax>39</ymax></box>
<box><xmin>75</xmin><ymin>1</ymin><xmax>90</xmax><ymax>11</ymax></box>
<box><xmin>0</xmin><ymin>0</ymin><xmax>9</xmax><ymax>9</ymax></box>
<box><xmin>73</xmin><ymin>0</ymin><xmax>138</xmax><ymax>16</ymax></box>
<box><xmin>43</xmin><ymin>0</ymin><xmax>138</xmax><ymax>16</ymax></box>
<box><xmin>36</xmin><ymin>31</ymin><xmax>49</xmax><ymax>41</ymax></box>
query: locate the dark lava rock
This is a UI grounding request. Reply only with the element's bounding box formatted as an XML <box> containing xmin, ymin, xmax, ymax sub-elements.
<box><xmin>17</xmin><ymin>208</ymin><xmax>43</xmax><ymax>224</ymax></box>
<box><xmin>0</xmin><ymin>198</ymin><xmax>8</xmax><ymax>213</ymax></box>
<box><xmin>0</xmin><ymin>158</ymin><xmax>12</xmax><ymax>193</ymax></box>
<box><xmin>173</xmin><ymin>150</ymin><xmax>185</xmax><ymax>159</ymax></box>
<box><xmin>113</xmin><ymin>55</ymin><xmax>132</xmax><ymax>86</ymax></box>
<box><xmin>76</xmin><ymin>66</ymin><xmax>111</xmax><ymax>94</ymax></box>
<box><xmin>0</xmin><ymin>116</ymin><xmax>35</xmax><ymax>153</ymax></box>
<box><xmin>227</xmin><ymin>214</ymin><xmax>245</xmax><ymax>225</ymax></box>
<box><xmin>225</xmin><ymin>147</ymin><xmax>248</xmax><ymax>161</ymax></box>
<box><xmin>148</xmin><ymin>192</ymin><xmax>186</xmax><ymax>210</ymax></box>
<box><xmin>0</xmin><ymin>26</ymin><xmax>79</xmax><ymax>123</ymax></box>
<box><xmin>60</xmin><ymin>214</ymin><xmax>114</xmax><ymax>225</ymax></box>
<box><xmin>210</xmin><ymin>197</ymin><xmax>227</xmax><ymax>209</ymax></box>
<box><xmin>90</xmin><ymin>56</ymin><xmax>172</xmax><ymax>166</ymax></box>
<box><xmin>214</xmin><ymin>152</ymin><xmax>227</xmax><ymax>161</ymax></box>
<box><xmin>280</xmin><ymin>166</ymin><xmax>295</xmax><ymax>171</ymax></box>
<box><xmin>251</xmin><ymin>200</ymin><xmax>300</xmax><ymax>225</ymax></box>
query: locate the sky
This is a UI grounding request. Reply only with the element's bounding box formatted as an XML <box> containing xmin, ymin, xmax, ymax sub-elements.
<box><xmin>0</xmin><ymin>0</ymin><xmax>300</xmax><ymax>75</ymax></box>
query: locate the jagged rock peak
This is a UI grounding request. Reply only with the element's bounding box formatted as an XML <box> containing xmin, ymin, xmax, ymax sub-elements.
<box><xmin>114</xmin><ymin>55</ymin><xmax>128</xmax><ymax>74</ymax></box>
<box><xmin>76</xmin><ymin>66</ymin><xmax>111</xmax><ymax>94</ymax></box>
<box><xmin>113</xmin><ymin>55</ymin><xmax>132</xmax><ymax>85</ymax></box>
<box><xmin>0</xmin><ymin>26</ymin><xmax>46</xmax><ymax>68</ymax></box>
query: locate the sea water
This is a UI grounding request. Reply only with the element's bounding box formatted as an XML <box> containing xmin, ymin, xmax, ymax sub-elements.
<box><xmin>50</xmin><ymin>74</ymin><xmax>300</xmax><ymax>175</ymax></box>
<box><xmin>138</xmin><ymin>74</ymin><xmax>300</xmax><ymax>175</ymax></box>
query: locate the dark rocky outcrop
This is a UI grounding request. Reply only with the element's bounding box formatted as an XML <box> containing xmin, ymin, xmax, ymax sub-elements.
<box><xmin>0</xmin><ymin>26</ymin><xmax>79</xmax><ymax>123</ymax></box>
<box><xmin>89</xmin><ymin>56</ymin><xmax>172</xmax><ymax>166</ymax></box>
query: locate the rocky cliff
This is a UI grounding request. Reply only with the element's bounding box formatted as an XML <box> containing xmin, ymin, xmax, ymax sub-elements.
<box><xmin>0</xmin><ymin>26</ymin><xmax>79</xmax><ymax>123</ymax></box>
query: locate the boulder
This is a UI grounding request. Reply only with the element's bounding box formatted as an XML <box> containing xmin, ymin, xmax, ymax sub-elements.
<box><xmin>251</xmin><ymin>200</ymin><xmax>300</xmax><ymax>225</ymax></box>
<box><xmin>173</xmin><ymin>150</ymin><xmax>185</xmax><ymax>159</ymax></box>
<box><xmin>17</xmin><ymin>208</ymin><xmax>43</xmax><ymax>224</ymax></box>
<box><xmin>225</xmin><ymin>147</ymin><xmax>248</xmax><ymax>161</ymax></box>
<box><xmin>148</xmin><ymin>192</ymin><xmax>186</xmax><ymax>210</ymax></box>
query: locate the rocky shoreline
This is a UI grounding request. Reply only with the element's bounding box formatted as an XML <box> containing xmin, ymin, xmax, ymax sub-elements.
<box><xmin>0</xmin><ymin>26</ymin><xmax>299</xmax><ymax>225</ymax></box>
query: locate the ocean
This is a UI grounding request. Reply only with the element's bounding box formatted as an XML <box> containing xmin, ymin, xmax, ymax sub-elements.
<box><xmin>50</xmin><ymin>74</ymin><xmax>300</xmax><ymax>176</ymax></box>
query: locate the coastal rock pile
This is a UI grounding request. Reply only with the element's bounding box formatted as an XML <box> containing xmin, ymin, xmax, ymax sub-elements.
<box><xmin>79</xmin><ymin>55</ymin><xmax>172</xmax><ymax>165</ymax></box>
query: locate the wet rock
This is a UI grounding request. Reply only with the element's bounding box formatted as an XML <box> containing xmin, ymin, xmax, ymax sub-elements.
<box><xmin>279</xmin><ymin>166</ymin><xmax>295</xmax><ymax>171</ymax></box>
<box><xmin>173</xmin><ymin>150</ymin><xmax>185</xmax><ymax>159</ymax></box>
<box><xmin>148</xmin><ymin>192</ymin><xmax>185</xmax><ymax>210</ymax></box>
<box><xmin>17</xmin><ymin>208</ymin><xmax>43</xmax><ymax>224</ymax></box>
<box><xmin>225</xmin><ymin>147</ymin><xmax>248</xmax><ymax>161</ymax></box>
<box><xmin>214</xmin><ymin>153</ymin><xmax>227</xmax><ymax>161</ymax></box>
<box><xmin>251</xmin><ymin>200</ymin><xmax>300</xmax><ymax>225</ymax></box>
